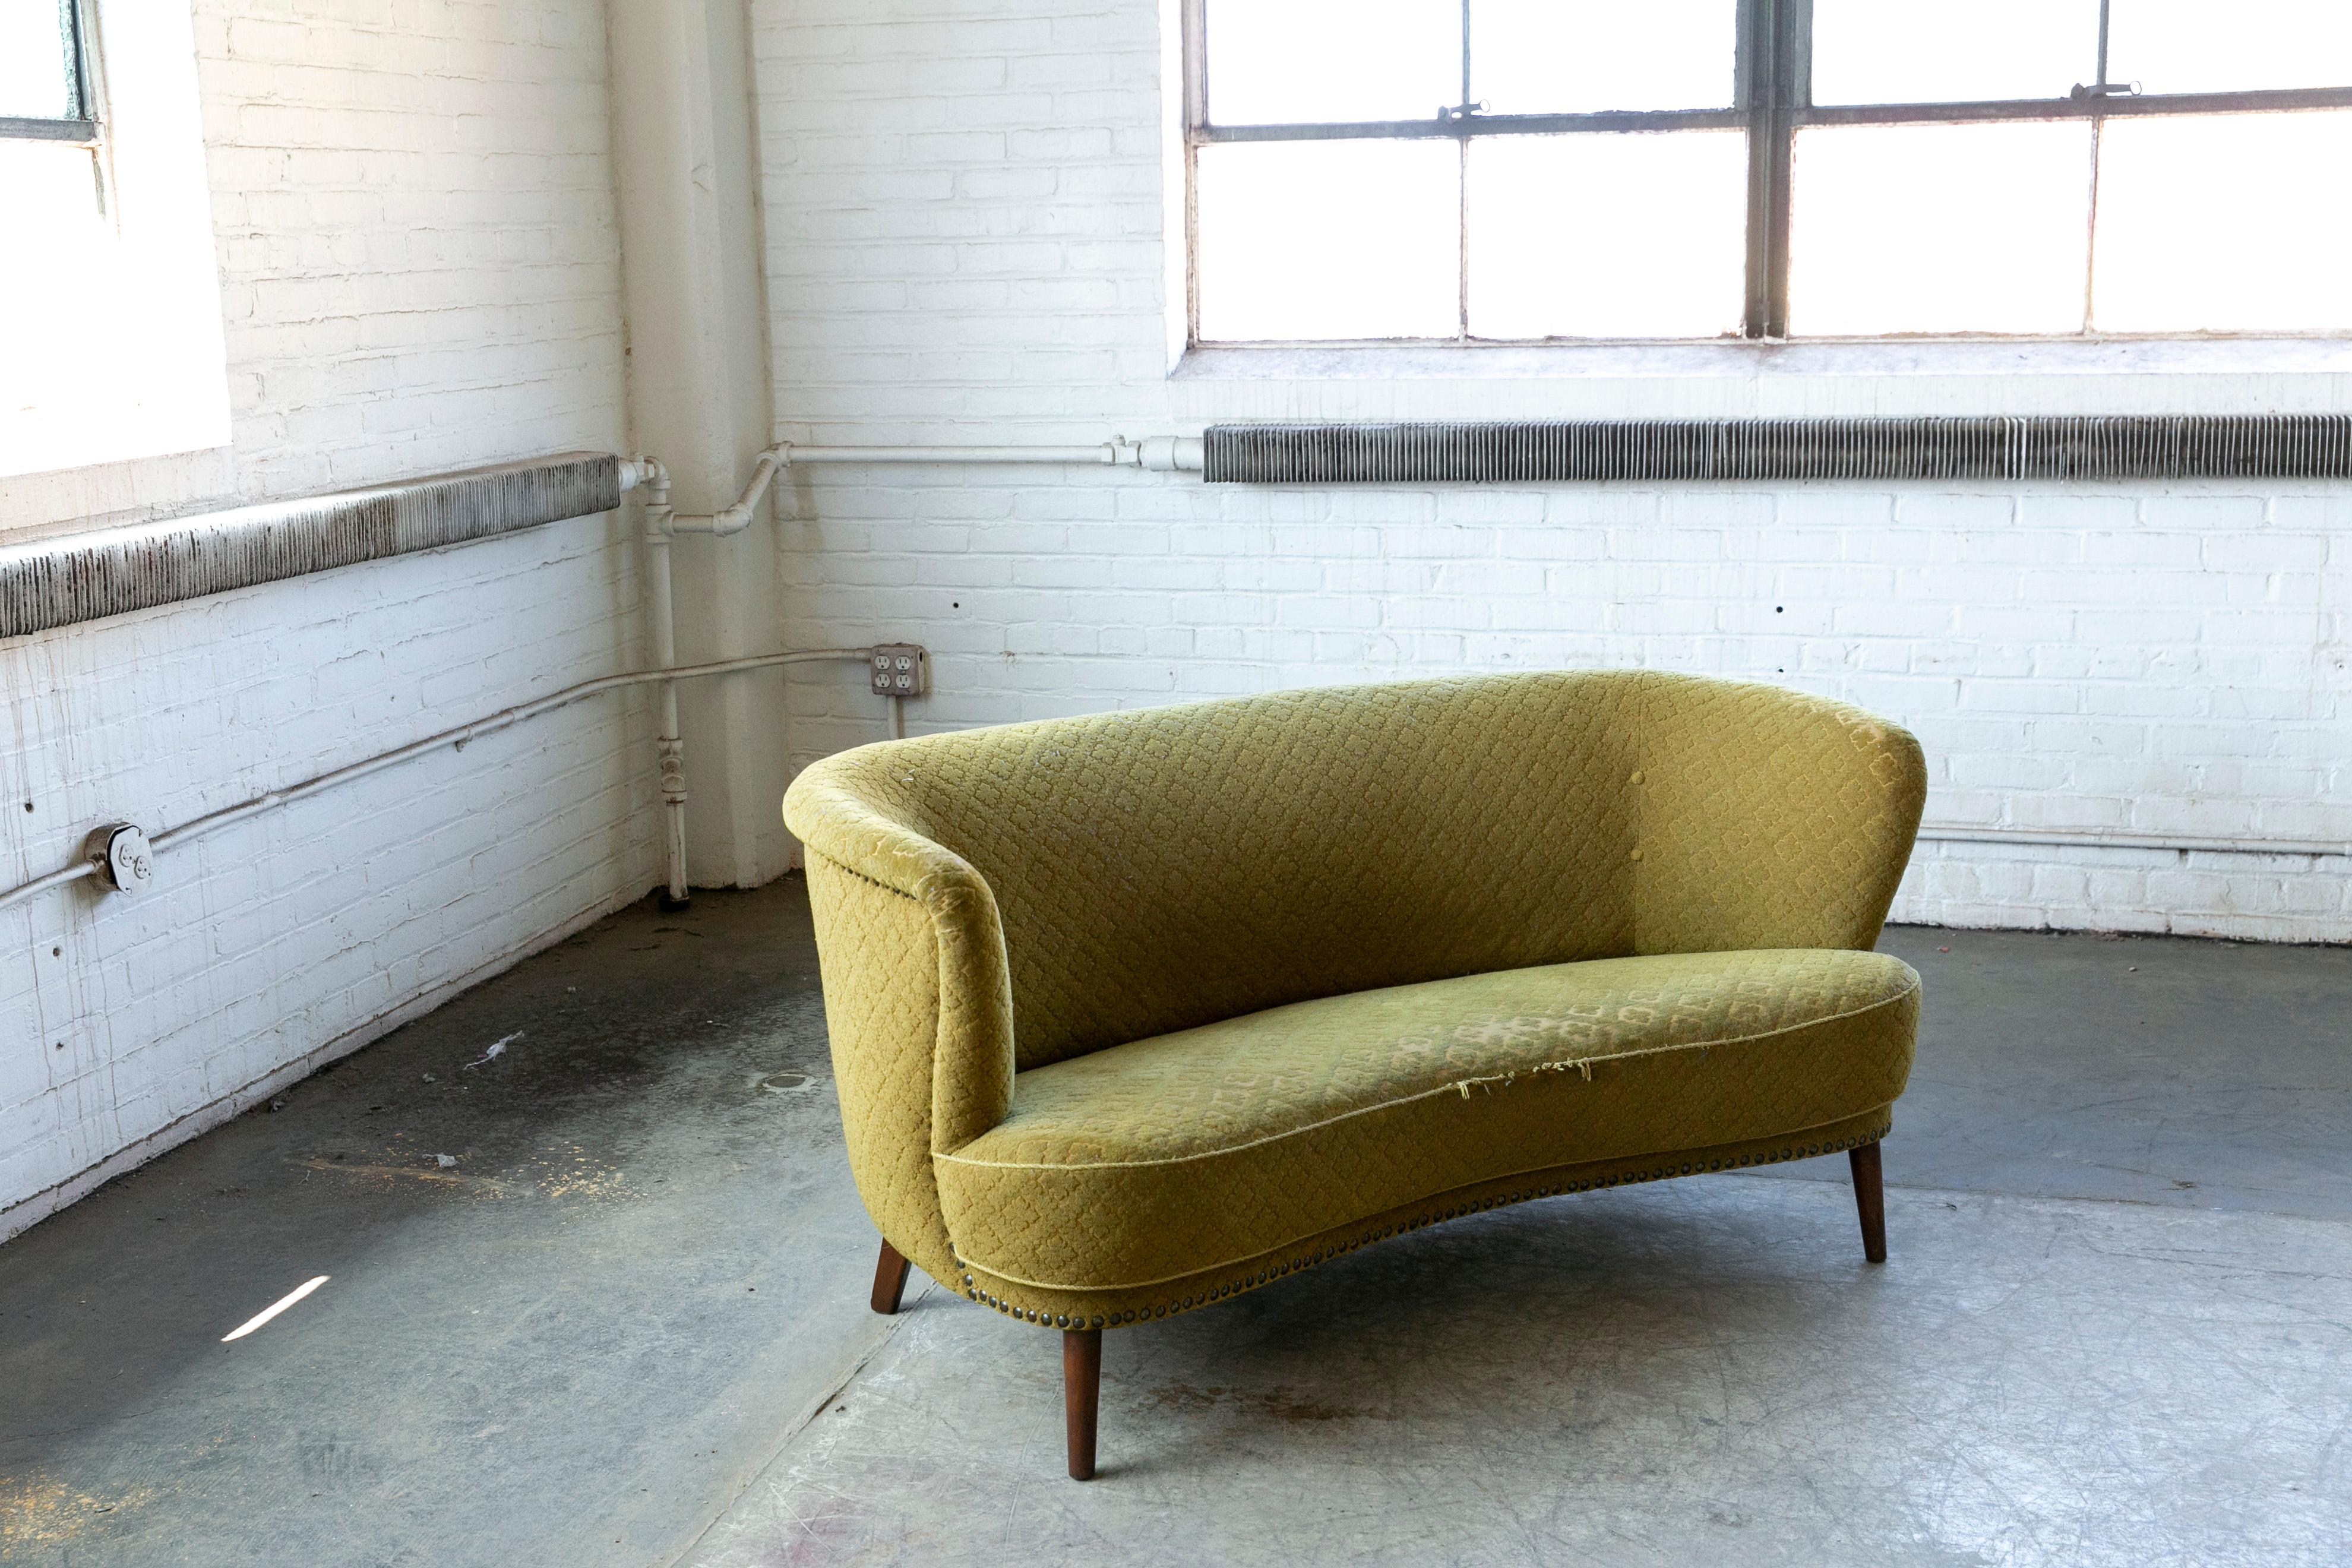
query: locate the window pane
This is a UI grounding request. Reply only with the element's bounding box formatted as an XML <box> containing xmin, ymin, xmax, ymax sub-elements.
<box><xmin>2108</xmin><ymin>1</ymin><xmax>2352</xmax><ymax>94</ymax></box>
<box><xmin>1466</xmin><ymin>132</ymin><xmax>1746</xmax><ymax>339</ymax></box>
<box><xmin>1470</xmin><ymin>0</ymin><xmax>1737</xmax><ymax>113</ymax></box>
<box><xmin>1810</xmin><ymin>0</ymin><xmax>2100</xmax><ymax>105</ymax></box>
<box><xmin>1205</xmin><ymin>0</ymin><xmax>1459</xmax><ymax>125</ymax></box>
<box><xmin>1195</xmin><ymin>140</ymin><xmax>1460</xmax><ymax>340</ymax></box>
<box><xmin>1790</xmin><ymin>122</ymin><xmax>2092</xmax><ymax>335</ymax></box>
<box><xmin>0</xmin><ymin>0</ymin><xmax>78</xmax><ymax>119</ymax></box>
<box><xmin>2092</xmin><ymin>111</ymin><xmax>2352</xmax><ymax>333</ymax></box>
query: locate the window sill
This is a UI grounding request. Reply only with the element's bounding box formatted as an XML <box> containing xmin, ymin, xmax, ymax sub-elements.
<box><xmin>1174</xmin><ymin>336</ymin><xmax>2352</xmax><ymax>383</ymax></box>
<box><xmin>0</xmin><ymin>446</ymin><xmax>244</xmax><ymax>547</ymax></box>
<box><xmin>1165</xmin><ymin>335</ymin><xmax>2352</xmax><ymax>426</ymax></box>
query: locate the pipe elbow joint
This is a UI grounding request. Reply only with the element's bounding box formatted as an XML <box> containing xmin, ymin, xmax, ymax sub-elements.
<box><xmin>619</xmin><ymin>456</ymin><xmax>670</xmax><ymax>492</ymax></box>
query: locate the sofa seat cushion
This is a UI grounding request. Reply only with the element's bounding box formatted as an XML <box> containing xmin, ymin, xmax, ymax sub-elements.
<box><xmin>937</xmin><ymin>948</ymin><xmax>1919</xmax><ymax>1292</ymax></box>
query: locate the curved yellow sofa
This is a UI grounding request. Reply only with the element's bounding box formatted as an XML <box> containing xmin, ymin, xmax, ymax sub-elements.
<box><xmin>783</xmin><ymin>670</ymin><xmax>1927</xmax><ymax>1478</ymax></box>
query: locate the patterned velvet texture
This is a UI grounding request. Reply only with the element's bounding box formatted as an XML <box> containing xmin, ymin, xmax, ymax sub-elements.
<box><xmin>785</xmin><ymin>671</ymin><xmax>1927</xmax><ymax>1329</ymax></box>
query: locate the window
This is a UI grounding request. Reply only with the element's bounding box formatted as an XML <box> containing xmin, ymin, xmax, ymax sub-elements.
<box><xmin>1</xmin><ymin>0</ymin><xmax>229</xmax><ymax>483</ymax></box>
<box><xmin>1</xmin><ymin>0</ymin><xmax>94</xmax><ymax>140</ymax></box>
<box><xmin>1182</xmin><ymin>1</ymin><xmax>2352</xmax><ymax>344</ymax></box>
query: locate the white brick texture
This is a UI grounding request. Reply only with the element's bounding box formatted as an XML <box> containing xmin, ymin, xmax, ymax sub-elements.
<box><xmin>750</xmin><ymin>0</ymin><xmax>2351</xmax><ymax>946</ymax></box>
<box><xmin>0</xmin><ymin>0</ymin><xmax>645</xmax><ymax>1231</ymax></box>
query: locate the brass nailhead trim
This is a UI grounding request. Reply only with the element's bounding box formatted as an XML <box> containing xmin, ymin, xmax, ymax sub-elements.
<box><xmin>963</xmin><ymin>1121</ymin><xmax>1891</xmax><ymax>1328</ymax></box>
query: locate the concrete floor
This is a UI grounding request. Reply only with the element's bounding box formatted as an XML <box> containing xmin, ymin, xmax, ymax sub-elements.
<box><xmin>4</xmin><ymin>883</ymin><xmax>2348</xmax><ymax>1566</ymax></box>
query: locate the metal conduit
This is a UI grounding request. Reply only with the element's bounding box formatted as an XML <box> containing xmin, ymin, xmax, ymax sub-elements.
<box><xmin>0</xmin><ymin>648</ymin><xmax>871</xmax><ymax>918</ymax></box>
<box><xmin>1915</xmin><ymin>824</ymin><xmax>2350</xmax><ymax>859</ymax></box>
<box><xmin>8</xmin><ymin>788</ymin><xmax>2337</xmax><ymax>921</ymax></box>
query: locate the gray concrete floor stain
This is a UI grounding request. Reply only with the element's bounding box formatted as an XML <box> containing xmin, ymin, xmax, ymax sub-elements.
<box><xmin>2</xmin><ymin>886</ymin><xmax>2347</xmax><ymax>1566</ymax></box>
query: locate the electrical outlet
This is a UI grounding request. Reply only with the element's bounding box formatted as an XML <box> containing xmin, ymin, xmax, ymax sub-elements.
<box><xmin>87</xmin><ymin>822</ymin><xmax>155</xmax><ymax>894</ymax></box>
<box><xmin>869</xmin><ymin>643</ymin><xmax>928</xmax><ymax>697</ymax></box>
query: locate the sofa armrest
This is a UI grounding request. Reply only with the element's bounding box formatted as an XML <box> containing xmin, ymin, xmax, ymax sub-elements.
<box><xmin>1635</xmin><ymin>676</ymin><xmax>1927</xmax><ymax>956</ymax></box>
<box><xmin>786</xmin><ymin>764</ymin><xmax>1016</xmax><ymax>1277</ymax></box>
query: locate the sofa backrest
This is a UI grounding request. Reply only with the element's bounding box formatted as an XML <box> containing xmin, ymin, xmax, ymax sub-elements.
<box><xmin>792</xmin><ymin>671</ymin><xmax>1924</xmax><ymax>1072</ymax></box>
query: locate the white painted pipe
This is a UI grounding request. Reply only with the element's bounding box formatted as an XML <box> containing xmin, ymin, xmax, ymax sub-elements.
<box><xmin>0</xmin><ymin>646</ymin><xmax>876</xmax><ymax>918</ymax></box>
<box><xmin>667</xmin><ymin>438</ymin><xmax>1206</xmax><ymax>539</ymax></box>
<box><xmin>11</xmin><ymin>802</ymin><xmax>2344</xmax><ymax>920</ymax></box>
<box><xmin>636</xmin><ymin>459</ymin><xmax>693</xmax><ymax>903</ymax></box>
<box><xmin>1914</xmin><ymin>824</ymin><xmax>2351</xmax><ymax>858</ymax></box>
<box><xmin>778</xmin><ymin>437</ymin><xmax>1205</xmax><ymax>472</ymax></box>
<box><xmin>668</xmin><ymin>450</ymin><xmax>778</xmax><ymax>538</ymax></box>
<box><xmin>2</xmin><ymin>856</ymin><xmax>101</xmax><ymax>908</ymax></box>
<box><xmin>783</xmin><ymin>444</ymin><xmax>1126</xmax><ymax>466</ymax></box>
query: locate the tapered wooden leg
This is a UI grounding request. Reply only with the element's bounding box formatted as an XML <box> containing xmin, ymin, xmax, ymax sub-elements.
<box><xmin>869</xmin><ymin>1239</ymin><xmax>912</xmax><ymax>1315</ymax></box>
<box><xmin>1849</xmin><ymin>1141</ymin><xmax>1888</xmax><ymax>1264</ymax></box>
<box><xmin>1064</xmin><ymin>1328</ymin><xmax>1101</xmax><ymax>1481</ymax></box>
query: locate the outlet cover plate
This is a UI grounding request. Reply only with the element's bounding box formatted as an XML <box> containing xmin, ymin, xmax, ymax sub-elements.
<box><xmin>870</xmin><ymin>643</ymin><xmax>928</xmax><ymax>697</ymax></box>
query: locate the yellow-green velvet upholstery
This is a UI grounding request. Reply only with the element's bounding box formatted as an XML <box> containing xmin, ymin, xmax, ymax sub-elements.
<box><xmin>783</xmin><ymin>671</ymin><xmax>1926</xmax><ymax>1331</ymax></box>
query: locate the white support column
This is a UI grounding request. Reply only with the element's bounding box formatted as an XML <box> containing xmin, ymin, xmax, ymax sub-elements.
<box><xmin>606</xmin><ymin>0</ymin><xmax>794</xmax><ymax>893</ymax></box>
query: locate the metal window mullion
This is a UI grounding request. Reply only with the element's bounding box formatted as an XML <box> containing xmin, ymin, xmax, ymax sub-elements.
<box><xmin>2081</xmin><ymin>118</ymin><xmax>2106</xmax><ymax>333</ymax></box>
<box><xmin>1459</xmin><ymin>0</ymin><xmax>1471</xmax><ymax>340</ymax></box>
<box><xmin>1459</xmin><ymin>0</ymin><xmax>1472</xmax><ymax>110</ymax></box>
<box><xmin>1793</xmin><ymin>84</ymin><xmax>2352</xmax><ymax>128</ymax></box>
<box><xmin>1193</xmin><ymin>109</ymin><xmax>1745</xmax><ymax>144</ymax></box>
<box><xmin>0</xmin><ymin>115</ymin><xmax>96</xmax><ymax>142</ymax></box>
<box><xmin>71</xmin><ymin>0</ymin><xmax>91</xmax><ymax>120</ymax></box>
<box><xmin>1742</xmin><ymin>0</ymin><xmax>1794</xmax><ymax>337</ymax></box>
<box><xmin>1</xmin><ymin>0</ymin><xmax>94</xmax><ymax>140</ymax></box>
<box><xmin>1457</xmin><ymin>136</ymin><xmax>1471</xmax><ymax>340</ymax></box>
<box><xmin>52</xmin><ymin>0</ymin><xmax>86</xmax><ymax>120</ymax></box>
<box><xmin>1775</xmin><ymin>0</ymin><xmax>1812</xmax><ymax>338</ymax></box>
<box><xmin>1184</xmin><ymin>0</ymin><xmax>1206</xmax><ymax>347</ymax></box>
<box><xmin>1184</xmin><ymin>0</ymin><xmax>1207</xmax><ymax>128</ymax></box>
<box><xmin>2083</xmin><ymin>0</ymin><xmax>2111</xmax><ymax>334</ymax></box>
<box><xmin>1192</xmin><ymin>90</ymin><xmax>2352</xmax><ymax>147</ymax></box>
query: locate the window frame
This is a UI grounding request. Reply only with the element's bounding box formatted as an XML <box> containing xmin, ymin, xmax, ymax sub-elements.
<box><xmin>1181</xmin><ymin>0</ymin><xmax>2352</xmax><ymax>344</ymax></box>
<box><xmin>1</xmin><ymin>0</ymin><xmax>98</xmax><ymax>144</ymax></box>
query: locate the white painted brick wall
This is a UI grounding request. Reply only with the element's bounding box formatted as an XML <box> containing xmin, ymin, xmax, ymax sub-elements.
<box><xmin>194</xmin><ymin>0</ymin><xmax>625</xmax><ymax>498</ymax></box>
<box><xmin>751</xmin><ymin>0</ymin><xmax>2351</xmax><ymax>945</ymax></box>
<box><xmin>0</xmin><ymin>0</ymin><xmax>647</xmax><ymax>1232</ymax></box>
